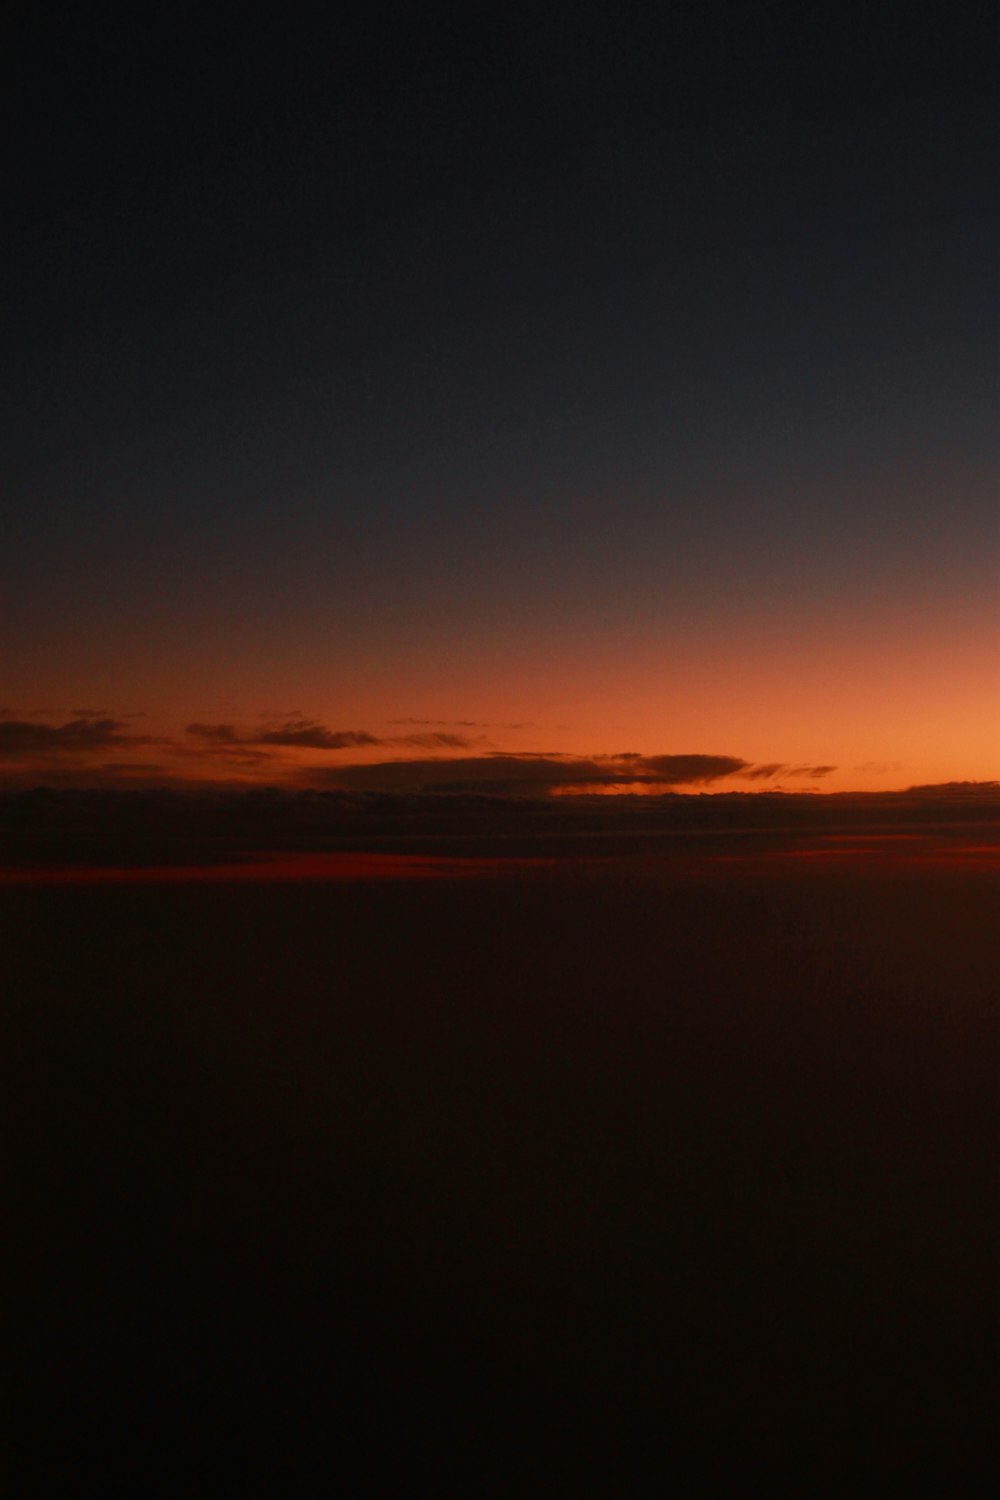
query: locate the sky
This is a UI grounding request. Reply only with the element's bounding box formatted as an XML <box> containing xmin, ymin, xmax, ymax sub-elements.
<box><xmin>4</xmin><ymin>2</ymin><xmax>997</xmax><ymax>794</ymax></box>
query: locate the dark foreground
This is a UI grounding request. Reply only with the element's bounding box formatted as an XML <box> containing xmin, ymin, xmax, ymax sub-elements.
<box><xmin>4</xmin><ymin>856</ymin><xmax>996</xmax><ymax>1494</ymax></box>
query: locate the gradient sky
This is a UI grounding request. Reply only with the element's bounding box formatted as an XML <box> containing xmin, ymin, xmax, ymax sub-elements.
<box><xmin>4</xmin><ymin>3</ymin><xmax>997</xmax><ymax>792</ymax></box>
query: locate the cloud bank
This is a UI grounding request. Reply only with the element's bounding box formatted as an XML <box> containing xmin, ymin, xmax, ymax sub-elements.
<box><xmin>0</xmin><ymin>713</ymin><xmax>843</xmax><ymax>797</ymax></box>
<box><xmin>305</xmin><ymin>752</ymin><xmax>790</xmax><ymax>796</ymax></box>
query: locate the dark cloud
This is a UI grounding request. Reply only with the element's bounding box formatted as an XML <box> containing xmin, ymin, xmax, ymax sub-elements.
<box><xmin>310</xmin><ymin>755</ymin><xmax>609</xmax><ymax>796</ymax></box>
<box><xmin>740</xmin><ymin>763</ymin><xmax>838</xmax><ymax>782</ymax></box>
<box><xmin>186</xmin><ymin>721</ymin><xmax>381</xmax><ymax>751</ymax></box>
<box><xmin>309</xmin><ymin>751</ymin><xmax>753</xmax><ymax>797</ymax></box>
<box><xmin>637</xmin><ymin>755</ymin><xmax>748</xmax><ymax>784</ymax></box>
<box><xmin>256</xmin><ymin>722</ymin><xmax>381</xmax><ymax>750</ymax></box>
<box><xmin>0</xmin><ymin>717</ymin><xmax>140</xmax><ymax>758</ymax></box>
<box><xmin>741</xmin><ymin>763</ymin><xmax>787</xmax><ymax>780</ymax></box>
<box><xmin>397</xmin><ymin>732</ymin><xmax>477</xmax><ymax>750</ymax></box>
<box><xmin>187</xmin><ymin>719</ymin><xmax>484</xmax><ymax>755</ymax></box>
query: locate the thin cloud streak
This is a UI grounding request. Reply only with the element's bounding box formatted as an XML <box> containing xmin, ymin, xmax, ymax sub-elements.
<box><xmin>740</xmin><ymin>763</ymin><xmax>837</xmax><ymax>781</ymax></box>
<box><xmin>186</xmin><ymin>721</ymin><xmax>381</xmax><ymax>751</ymax></box>
<box><xmin>184</xmin><ymin>721</ymin><xmax>479</xmax><ymax>753</ymax></box>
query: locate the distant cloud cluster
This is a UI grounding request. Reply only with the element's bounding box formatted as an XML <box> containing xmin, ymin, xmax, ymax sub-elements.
<box><xmin>187</xmin><ymin>720</ymin><xmax>382</xmax><ymax>751</ymax></box>
<box><xmin>305</xmin><ymin>751</ymin><xmax>834</xmax><ymax>797</ymax></box>
<box><xmin>0</xmin><ymin>717</ymin><xmax>145</xmax><ymax>757</ymax></box>
<box><xmin>0</xmin><ymin>710</ymin><xmax>842</xmax><ymax>798</ymax></box>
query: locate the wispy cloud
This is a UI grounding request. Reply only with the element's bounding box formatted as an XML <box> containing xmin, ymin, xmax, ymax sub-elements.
<box><xmin>186</xmin><ymin>720</ymin><xmax>381</xmax><ymax>751</ymax></box>
<box><xmin>396</xmin><ymin>731</ymin><xmax>481</xmax><ymax>750</ymax></box>
<box><xmin>256</xmin><ymin>722</ymin><xmax>381</xmax><ymax>751</ymax></box>
<box><xmin>185</xmin><ymin>720</ymin><xmax>479</xmax><ymax>754</ymax></box>
<box><xmin>740</xmin><ymin>763</ymin><xmax>837</xmax><ymax>781</ymax></box>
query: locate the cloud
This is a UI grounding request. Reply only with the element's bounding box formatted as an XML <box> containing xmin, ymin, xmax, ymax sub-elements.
<box><xmin>307</xmin><ymin>755</ymin><xmax>608</xmax><ymax>796</ymax></box>
<box><xmin>397</xmin><ymin>732</ymin><xmax>478</xmax><ymax>750</ymax></box>
<box><xmin>256</xmin><ymin>722</ymin><xmax>381</xmax><ymax>750</ymax></box>
<box><xmin>306</xmin><ymin>751</ymin><xmax>755</xmax><ymax>797</ymax></box>
<box><xmin>740</xmin><ymin>763</ymin><xmax>837</xmax><ymax>781</ymax></box>
<box><xmin>741</xmin><ymin>763</ymin><xmax>787</xmax><ymax>780</ymax></box>
<box><xmin>185</xmin><ymin>720</ymin><xmax>479</xmax><ymax>755</ymax></box>
<box><xmin>0</xmin><ymin>717</ymin><xmax>142</xmax><ymax>758</ymax></box>
<box><xmin>637</xmin><ymin>755</ymin><xmax>748</xmax><ymax>783</ymax></box>
<box><xmin>186</xmin><ymin>720</ymin><xmax>381</xmax><ymax>751</ymax></box>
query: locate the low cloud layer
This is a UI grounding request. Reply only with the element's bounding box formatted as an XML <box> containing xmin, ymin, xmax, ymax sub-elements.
<box><xmin>1</xmin><ymin>712</ymin><xmax>840</xmax><ymax>799</ymax></box>
<box><xmin>306</xmin><ymin>751</ymin><xmax>794</xmax><ymax>797</ymax></box>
